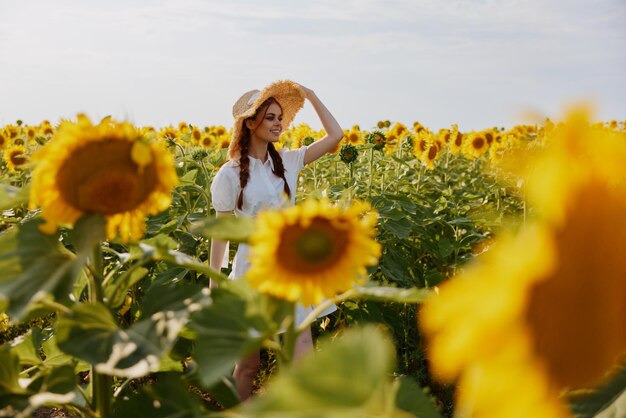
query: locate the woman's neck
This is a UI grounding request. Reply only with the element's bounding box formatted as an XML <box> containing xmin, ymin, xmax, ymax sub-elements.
<box><xmin>248</xmin><ymin>138</ymin><xmax>269</xmax><ymax>162</ymax></box>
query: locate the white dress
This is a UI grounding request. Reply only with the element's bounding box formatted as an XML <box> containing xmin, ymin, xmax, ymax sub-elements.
<box><xmin>210</xmin><ymin>145</ymin><xmax>337</xmax><ymax>326</ymax></box>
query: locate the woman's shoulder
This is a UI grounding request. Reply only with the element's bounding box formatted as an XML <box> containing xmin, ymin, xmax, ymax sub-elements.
<box><xmin>215</xmin><ymin>160</ymin><xmax>240</xmax><ymax>173</ymax></box>
<box><xmin>278</xmin><ymin>145</ymin><xmax>308</xmax><ymax>171</ymax></box>
<box><xmin>212</xmin><ymin>160</ymin><xmax>240</xmax><ymax>185</ymax></box>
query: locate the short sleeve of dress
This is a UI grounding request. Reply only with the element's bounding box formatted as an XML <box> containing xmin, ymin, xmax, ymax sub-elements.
<box><xmin>279</xmin><ymin>145</ymin><xmax>308</xmax><ymax>175</ymax></box>
<box><xmin>210</xmin><ymin>166</ymin><xmax>238</xmax><ymax>212</ymax></box>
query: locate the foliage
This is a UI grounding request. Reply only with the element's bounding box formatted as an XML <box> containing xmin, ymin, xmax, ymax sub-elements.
<box><xmin>1</xmin><ymin>117</ymin><xmax>623</xmax><ymax>417</ymax></box>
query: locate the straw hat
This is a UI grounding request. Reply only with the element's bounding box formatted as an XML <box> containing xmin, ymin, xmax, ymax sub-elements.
<box><xmin>229</xmin><ymin>80</ymin><xmax>305</xmax><ymax>159</ymax></box>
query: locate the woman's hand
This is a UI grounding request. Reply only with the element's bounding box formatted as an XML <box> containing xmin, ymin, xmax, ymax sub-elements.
<box><xmin>297</xmin><ymin>84</ymin><xmax>344</xmax><ymax>165</ymax></box>
<box><xmin>296</xmin><ymin>83</ymin><xmax>316</xmax><ymax>100</ymax></box>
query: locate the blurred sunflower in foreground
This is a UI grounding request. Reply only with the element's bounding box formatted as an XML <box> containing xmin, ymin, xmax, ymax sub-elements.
<box><xmin>246</xmin><ymin>199</ymin><xmax>381</xmax><ymax>305</ymax></box>
<box><xmin>420</xmin><ymin>107</ymin><xmax>626</xmax><ymax>418</ymax></box>
<box><xmin>29</xmin><ymin>114</ymin><xmax>178</xmax><ymax>242</ymax></box>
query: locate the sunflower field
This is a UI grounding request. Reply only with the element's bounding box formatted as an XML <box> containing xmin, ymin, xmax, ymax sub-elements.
<box><xmin>1</xmin><ymin>111</ymin><xmax>626</xmax><ymax>418</ymax></box>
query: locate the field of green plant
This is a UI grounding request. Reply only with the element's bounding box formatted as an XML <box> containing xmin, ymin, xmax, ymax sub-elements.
<box><xmin>1</xmin><ymin>114</ymin><xmax>625</xmax><ymax>418</ymax></box>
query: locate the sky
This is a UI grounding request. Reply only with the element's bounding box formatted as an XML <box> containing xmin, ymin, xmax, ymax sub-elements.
<box><xmin>0</xmin><ymin>0</ymin><xmax>624</xmax><ymax>131</ymax></box>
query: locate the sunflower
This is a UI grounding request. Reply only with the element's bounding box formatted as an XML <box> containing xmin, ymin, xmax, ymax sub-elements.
<box><xmin>339</xmin><ymin>143</ymin><xmax>358</xmax><ymax>164</ymax></box>
<box><xmin>390</xmin><ymin>122</ymin><xmax>408</xmax><ymax>138</ymax></box>
<box><xmin>420</xmin><ymin>108</ymin><xmax>626</xmax><ymax>418</ymax></box>
<box><xmin>0</xmin><ymin>132</ymin><xmax>7</xmax><ymax>149</ymax></box>
<box><xmin>346</xmin><ymin>130</ymin><xmax>361</xmax><ymax>145</ymax></box>
<box><xmin>413</xmin><ymin>121</ymin><xmax>425</xmax><ymax>134</ymax></box>
<box><xmin>438</xmin><ymin>128</ymin><xmax>451</xmax><ymax>144</ymax></box>
<box><xmin>218</xmin><ymin>136</ymin><xmax>230</xmax><ymax>149</ymax></box>
<box><xmin>484</xmin><ymin>129</ymin><xmax>496</xmax><ymax>145</ymax></box>
<box><xmin>215</xmin><ymin>126</ymin><xmax>226</xmax><ymax>136</ymax></box>
<box><xmin>365</xmin><ymin>130</ymin><xmax>386</xmax><ymax>151</ymax></box>
<box><xmin>383</xmin><ymin>133</ymin><xmax>398</xmax><ymax>154</ymax></box>
<box><xmin>463</xmin><ymin>132</ymin><xmax>489</xmax><ymax>159</ymax></box>
<box><xmin>191</xmin><ymin>127</ymin><xmax>202</xmax><ymax>143</ymax></box>
<box><xmin>29</xmin><ymin>114</ymin><xmax>178</xmax><ymax>242</ymax></box>
<box><xmin>159</xmin><ymin>126</ymin><xmax>178</xmax><ymax>143</ymax></box>
<box><xmin>413</xmin><ymin>131</ymin><xmax>429</xmax><ymax>158</ymax></box>
<box><xmin>40</xmin><ymin>122</ymin><xmax>55</xmax><ymax>136</ymax></box>
<box><xmin>421</xmin><ymin>143</ymin><xmax>439</xmax><ymax>170</ymax></box>
<box><xmin>6</xmin><ymin>126</ymin><xmax>18</xmax><ymax>139</ymax></box>
<box><xmin>200</xmin><ymin>135</ymin><xmax>215</xmax><ymax>149</ymax></box>
<box><xmin>246</xmin><ymin>199</ymin><xmax>381</xmax><ymax>305</ymax></box>
<box><xmin>177</xmin><ymin>121</ymin><xmax>190</xmax><ymax>134</ymax></box>
<box><xmin>3</xmin><ymin>145</ymin><xmax>29</xmax><ymax>171</ymax></box>
<box><xmin>449</xmin><ymin>125</ymin><xmax>465</xmax><ymax>155</ymax></box>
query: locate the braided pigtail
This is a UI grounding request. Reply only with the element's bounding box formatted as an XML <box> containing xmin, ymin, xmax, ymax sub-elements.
<box><xmin>267</xmin><ymin>142</ymin><xmax>291</xmax><ymax>200</ymax></box>
<box><xmin>237</xmin><ymin>127</ymin><xmax>251</xmax><ymax>210</ymax></box>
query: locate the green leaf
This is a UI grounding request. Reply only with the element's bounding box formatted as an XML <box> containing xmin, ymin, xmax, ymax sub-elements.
<box><xmin>394</xmin><ymin>376</ymin><xmax>444</xmax><ymax>418</ymax></box>
<box><xmin>569</xmin><ymin>362</ymin><xmax>626</xmax><ymax>418</ymax></box>
<box><xmin>380</xmin><ymin>250</ymin><xmax>414</xmax><ymax>286</ymax></box>
<box><xmin>26</xmin><ymin>364</ymin><xmax>78</xmax><ymax>410</ymax></box>
<box><xmin>0</xmin><ymin>220</ymin><xmax>75</xmax><ymax>320</ymax></box>
<box><xmin>179</xmin><ymin>169</ymin><xmax>199</xmax><ymax>185</ymax></box>
<box><xmin>0</xmin><ymin>215</ymin><xmax>106</xmax><ymax>320</ymax></box>
<box><xmin>112</xmin><ymin>372</ymin><xmax>207</xmax><ymax>418</ymax></box>
<box><xmin>0</xmin><ymin>184</ymin><xmax>29</xmax><ymax>211</ymax></box>
<box><xmin>381</xmin><ymin>218</ymin><xmax>413</xmax><ymax>239</ymax></box>
<box><xmin>239</xmin><ymin>326</ymin><xmax>410</xmax><ymax>418</ymax></box>
<box><xmin>0</xmin><ymin>347</ymin><xmax>28</xmax><ymax>395</ymax></box>
<box><xmin>57</xmin><ymin>281</ymin><xmax>211</xmax><ymax>379</ymax></box>
<box><xmin>104</xmin><ymin>266</ymin><xmax>148</xmax><ymax>309</ymax></box>
<box><xmin>187</xmin><ymin>286</ymin><xmax>273</xmax><ymax>388</ymax></box>
<box><xmin>436</xmin><ymin>237</ymin><xmax>455</xmax><ymax>259</ymax></box>
<box><xmin>42</xmin><ymin>335</ymin><xmax>90</xmax><ymax>372</ymax></box>
<box><xmin>7</xmin><ymin>329</ymin><xmax>42</xmax><ymax>366</ymax></box>
<box><xmin>55</xmin><ymin>303</ymin><xmax>118</xmax><ymax>367</ymax></box>
<box><xmin>192</xmin><ymin>215</ymin><xmax>255</xmax><ymax>243</ymax></box>
<box><xmin>158</xmin><ymin>248</ymin><xmax>228</xmax><ymax>285</ymax></box>
<box><xmin>202</xmin><ymin>376</ymin><xmax>240</xmax><ymax>410</ymax></box>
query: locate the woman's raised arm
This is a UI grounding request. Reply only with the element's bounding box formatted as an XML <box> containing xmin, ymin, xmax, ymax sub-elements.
<box><xmin>297</xmin><ymin>85</ymin><xmax>344</xmax><ymax>165</ymax></box>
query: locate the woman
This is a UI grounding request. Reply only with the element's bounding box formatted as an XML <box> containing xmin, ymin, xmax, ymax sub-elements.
<box><xmin>209</xmin><ymin>80</ymin><xmax>344</xmax><ymax>400</ymax></box>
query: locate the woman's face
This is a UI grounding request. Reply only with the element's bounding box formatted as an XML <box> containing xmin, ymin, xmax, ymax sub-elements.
<box><xmin>249</xmin><ymin>102</ymin><xmax>283</xmax><ymax>144</ymax></box>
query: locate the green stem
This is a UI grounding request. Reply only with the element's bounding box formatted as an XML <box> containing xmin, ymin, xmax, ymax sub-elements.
<box><xmin>113</xmin><ymin>377</ymin><xmax>133</xmax><ymax>398</ymax></box>
<box><xmin>416</xmin><ymin>165</ymin><xmax>424</xmax><ymax>194</ymax></box>
<box><xmin>76</xmin><ymin>384</ymin><xmax>93</xmax><ymax>409</ymax></box>
<box><xmin>35</xmin><ymin>298</ymin><xmax>72</xmax><ymax>315</ymax></box>
<box><xmin>198</xmin><ymin>160</ymin><xmax>214</xmax><ymax>216</ymax></box>
<box><xmin>295</xmin><ymin>289</ymin><xmax>357</xmax><ymax>334</ymax></box>
<box><xmin>368</xmin><ymin>147</ymin><xmax>374</xmax><ymax>199</ymax></box>
<box><xmin>279</xmin><ymin>303</ymin><xmax>298</xmax><ymax>367</ymax></box>
<box><xmin>89</xmin><ymin>246</ymin><xmax>104</xmax><ymax>303</ymax></box>
<box><xmin>89</xmin><ymin>244</ymin><xmax>111</xmax><ymax>418</ymax></box>
<box><xmin>349</xmin><ymin>163</ymin><xmax>354</xmax><ymax>201</ymax></box>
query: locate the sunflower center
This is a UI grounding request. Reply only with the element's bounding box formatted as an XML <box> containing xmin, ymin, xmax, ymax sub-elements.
<box><xmin>525</xmin><ymin>181</ymin><xmax>626</xmax><ymax>389</ymax></box>
<box><xmin>295</xmin><ymin>229</ymin><xmax>333</xmax><ymax>261</ymax></box>
<box><xmin>278</xmin><ymin>217</ymin><xmax>349</xmax><ymax>273</ymax></box>
<box><xmin>472</xmin><ymin>137</ymin><xmax>485</xmax><ymax>149</ymax></box>
<box><xmin>10</xmin><ymin>152</ymin><xmax>27</xmax><ymax>166</ymax></box>
<box><xmin>57</xmin><ymin>140</ymin><xmax>158</xmax><ymax>215</ymax></box>
<box><xmin>427</xmin><ymin>145</ymin><xmax>438</xmax><ymax>160</ymax></box>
